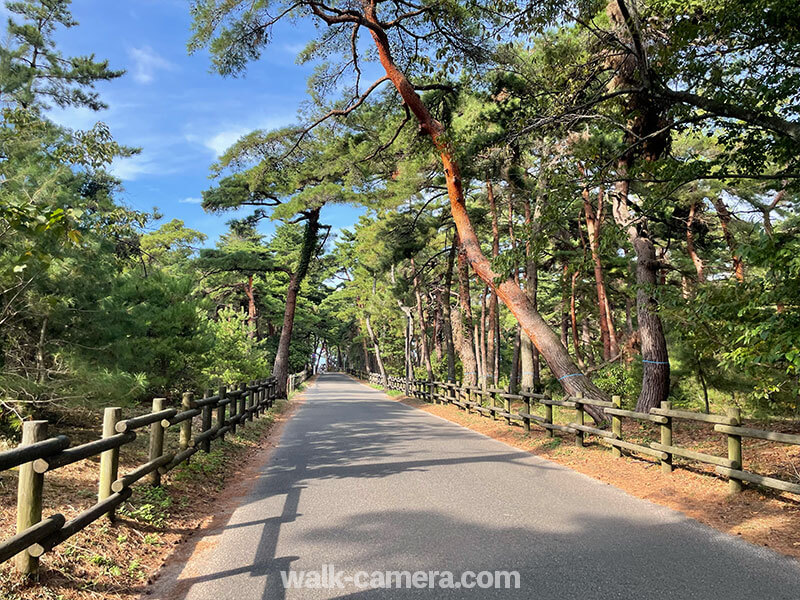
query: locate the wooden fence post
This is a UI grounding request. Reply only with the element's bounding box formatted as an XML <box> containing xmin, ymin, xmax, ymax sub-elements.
<box><xmin>180</xmin><ymin>392</ymin><xmax>194</xmax><ymax>451</ymax></box>
<box><xmin>201</xmin><ymin>388</ymin><xmax>213</xmax><ymax>453</ymax></box>
<box><xmin>523</xmin><ymin>395</ymin><xmax>531</xmax><ymax>433</ymax></box>
<box><xmin>253</xmin><ymin>380</ymin><xmax>260</xmax><ymax>417</ymax></box>
<box><xmin>148</xmin><ymin>398</ymin><xmax>166</xmax><ymax>486</ymax></box>
<box><xmin>99</xmin><ymin>407</ymin><xmax>121</xmax><ymax>521</ymax></box>
<box><xmin>611</xmin><ymin>396</ymin><xmax>622</xmax><ymax>458</ymax></box>
<box><xmin>230</xmin><ymin>385</ymin><xmax>240</xmax><ymax>434</ymax></box>
<box><xmin>229</xmin><ymin>386</ymin><xmax>238</xmax><ymax>435</ymax></box>
<box><xmin>217</xmin><ymin>386</ymin><xmax>227</xmax><ymax>441</ymax></box>
<box><xmin>575</xmin><ymin>393</ymin><xmax>584</xmax><ymax>447</ymax></box>
<box><xmin>726</xmin><ymin>406</ymin><xmax>743</xmax><ymax>494</ymax></box>
<box><xmin>247</xmin><ymin>381</ymin><xmax>254</xmax><ymax>422</ymax></box>
<box><xmin>238</xmin><ymin>382</ymin><xmax>247</xmax><ymax>428</ymax></box>
<box><xmin>545</xmin><ymin>402</ymin><xmax>554</xmax><ymax>438</ymax></box>
<box><xmin>15</xmin><ymin>420</ymin><xmax>47</xmax><ymax>575</ymax></box>
<box><xmin>660</xmin><ymin>401</ymin><xmax>673</xmax><ymax>473</ymax></box>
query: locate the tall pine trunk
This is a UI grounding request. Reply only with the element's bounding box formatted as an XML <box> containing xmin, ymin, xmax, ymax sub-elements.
<box><xmin>454</xmin><ymin>234</ymin><xmax>478</xmax><ymax>386</ymax></box>
<box><xmin>245</xmin><ymin>274</ymin><xmax>258</xmax><ymax>339</ymax></box>
<box><xmin>521</xmin><ymin>195</ymin><xmax>541</xmax><ymax>391</ymax></box>
<box><xmin>582</xmin><ymin>182</ymin><xmax>619</xmax><ymax>360</ymax></box>
<box><xmin>509</xmin><ymin>326</ymin><xmax>521</xmax><ymax>394</ymax></box>
<box><xmin>478</xmin><ymin>288</ymin><xmax>488</xmax><ymax>388</ymax></box>
<box><xmin>411</xmin><ymin>258</ymin><xmax>434</xmax><ymax>380</ymax></box>
<box><xmin>443</xmin><ymin>238</ymin><xmax>457</xmax><ymax>382</ymax></box>
<box><xmin>272</xmin><ymin>207</ymin><xmax>320</xmax><ymax>396</ymax></box>
<box><xmin>486</xmin><ymin>181</ymin><xmax>500</xmax><ymax>386</ymax></box>
<box><xmin>365</xmin><ymin>313</ymin><xmax>387</xmax><ymax>385</ymax></box>
<box><xmin>570</xmin><ymin>270</ymin><xmax>585</xmax><ymax>369</ymax></box>
<box><xmin>612</xmin><ymin>168</ymin><xmax>669</xmax><ymax>412</ymax></box>
<box><xmin>361</xmin><ymin>335</ymin><xmax>371</xmax><ymax>371</ymax></box>
<box><xmin>712</xmin><ymin>196</ymin><xmax>744</xmax><ymax>282</ymax></box>
<box><xmin>686</xmin><ymin>200</ymin><xmax>705</xmax><ymax>282</ymax></box>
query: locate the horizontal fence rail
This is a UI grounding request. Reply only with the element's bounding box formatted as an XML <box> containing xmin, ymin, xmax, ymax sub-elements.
<box><xmin>348</xmin><ymin>369</ymin><xmax>800</xmax><ymax>498</ymax></box>
<box><xmin>0</xmin><ymin>369</ymin><xmax>308</xmax><ymax>574</ymax></box>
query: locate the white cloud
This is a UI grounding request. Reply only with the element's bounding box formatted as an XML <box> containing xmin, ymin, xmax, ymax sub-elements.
<box><xmin>48</xmin><ymin>105</ymin><xmax>103</xmax><ymax>131</ymax></box>
<box><xmin>283</xmin><ymin>42</ymin><xmax>306</xmax><ymax>55</ymax></box>
<box><xmin>203</xmin><ymin>128</ymin><xmax>248</xmax><ymax>158</ymax></box>
<box><xmin>179</xmin><ymin>197</ymin><xmax>203</xmax><ymax>204</ymax></box>
<box><xmin>110</xmin><ymin>154</ymin><xmax>170</xmax><ymax>181</ymax></box>
<box><xmin>128</xmin><ymin>46</ymin><xmax>174</xmax><ymax>85</ymax></box>
<box><xmin>185</xmin><ymin>114</ymin><xmax>297</xmax><ymax>159</ymax></box>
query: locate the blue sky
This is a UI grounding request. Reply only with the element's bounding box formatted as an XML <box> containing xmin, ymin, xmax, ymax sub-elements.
<box><xmin>23</xmin><ymin>0</ymin><xmax>365</xmax><ymax>245</ymax></box>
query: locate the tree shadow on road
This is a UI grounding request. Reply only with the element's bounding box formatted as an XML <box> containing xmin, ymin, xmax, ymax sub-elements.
<box><xmin>151</xmin><ymin>374</ymin><xmax>800</xmax><ymax>600</ymax></box>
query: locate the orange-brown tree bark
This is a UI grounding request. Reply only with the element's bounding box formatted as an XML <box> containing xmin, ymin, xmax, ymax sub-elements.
<box><xmin>686</xmin><ymin>200</ymin><xmax>705</xmax><ymax>282</ymax></box>
<box><xmin>580</xmin><ymin>175</ymin><xmax>619</xmax><ymax>361</ymax></box>
<box><xmin>712</xmin><ymin>196</ymin><xmax>744</xmax><ymax>282</ymax></box>
<box><xmin>355</xmin><ymin>3</ymin><xmax>610</xmax><ymax>409</ymax></box>
<box><xmin>486</xmin><ymin>181</ymin><xmax>500</xmax><ymax>386</ymax></box>
<box><xmin>245</xmin><ymin>274</ymin><xmax>258</xmax><ymax>339</ymax></box>
<box><xmin>453</xmin><ymin>233</ymin><xmax>478</xmax><ymax>387</ymax></box>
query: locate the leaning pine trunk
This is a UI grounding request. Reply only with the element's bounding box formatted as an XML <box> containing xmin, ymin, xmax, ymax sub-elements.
<box><xmin>364</xmin><ymin>10</ymin><xmax>609</xmax><ymax>418</ymax></box>
<box><xmin>272</xmin><ymin>207</ymin><xmax>321</xmax><ymax>396</ymax></box>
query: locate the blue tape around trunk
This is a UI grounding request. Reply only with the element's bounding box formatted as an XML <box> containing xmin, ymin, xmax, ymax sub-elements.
<box><xmin>557</xmin><ymin>373</ymin><xmax>583</xmax><ymax>381</ymax></box>
<box><xmin>642</xmin><ymin>360</ymin><xmax>670</xmax><ymax>365</ymax></box>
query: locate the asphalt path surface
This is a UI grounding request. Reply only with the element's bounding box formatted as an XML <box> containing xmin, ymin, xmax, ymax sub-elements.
<box><xmin>153</xmin><ymin>373</ymin><xmax>800</xmax><ymax>599</ymax></box>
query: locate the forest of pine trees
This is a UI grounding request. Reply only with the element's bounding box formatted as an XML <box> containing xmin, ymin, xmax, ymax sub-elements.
<box><xmin>2</xmin><ymin>0</ymin><xmax>799</xmax><ymax>439</ymax></box>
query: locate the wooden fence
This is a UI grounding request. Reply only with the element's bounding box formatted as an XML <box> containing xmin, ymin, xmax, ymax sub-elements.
<box><xmin>349</xmin><ymin>370</ymin><xmax>800</xmax><ymax>498</ymax></box>
<box><xmin>0</xmin><ymin>368</ymin><xmax>308</xmax><ymax>574</ymax></box>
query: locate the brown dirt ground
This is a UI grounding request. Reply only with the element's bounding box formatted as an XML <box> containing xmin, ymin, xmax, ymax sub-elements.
<box><xmin>0</xmin><ymin>380</ymin><xmax>311</xmax><ymax>600</ymax></box>
<box><xmin>391</xmin><ymin>391</ymin><xmax>800</xmax><ymax>561</ymax></box>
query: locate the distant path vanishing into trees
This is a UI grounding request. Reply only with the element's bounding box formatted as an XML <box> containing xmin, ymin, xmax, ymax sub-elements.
<box><xmin>150</xmin><ymin>374</ymin><xmax>800</xmax><ymax>599</ymax></box>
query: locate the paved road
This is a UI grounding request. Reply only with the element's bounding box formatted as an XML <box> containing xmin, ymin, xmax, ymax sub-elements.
<box><xmin>153</xmin><ymin>374</ymin><xmax>800</xmax><ymax>599</ymax></box>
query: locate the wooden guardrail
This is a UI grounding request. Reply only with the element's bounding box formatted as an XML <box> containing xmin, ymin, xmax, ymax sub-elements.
<box><xmin>287</xmin><ymin>369</ymin><xmax>309</xmax><ymax>397</ymax></box>
<box><xmin>0</xmin><ymin>368</ymin><xmax>308</xmax><ymax>575</ymax></box>
<box><xmin>349</xmin><ymin>370</ymin><xmax>800</xmax><ymax>498</ymax></box>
